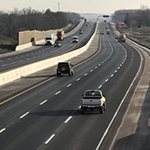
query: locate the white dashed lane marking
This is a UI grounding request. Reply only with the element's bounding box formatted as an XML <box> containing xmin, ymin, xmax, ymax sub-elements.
<box><xmin>55</xmin><ymin>91</ymin><xmax>61</xmax><ymax>95</ymax></box>
<box><xmin>76</xmin><ymin>78</ymin><xmax>81</xmax><ymax>81</ymax></box>
<box><xmin>20</xmin><ymin>112</ymin><xmax>29</xmax><ymax>119</ymax></box>
<box><xmin>0</xmin><ymin>128</ymin><xmax>6</xmax><ymax>134</ymax></box>
<box><xmin>45</xmin><ymin>134</ymin><xmax>55</xmax><ymax>144</ymax></box>
<box><xmin>40</xmin><ymin>100</ymin><xmax>48</xmax><ymax>105</ymax></box>
<box><xmin>67</xmin><ymin>84</ymin><xmax>72</xmax><ymax>88</ymax></box>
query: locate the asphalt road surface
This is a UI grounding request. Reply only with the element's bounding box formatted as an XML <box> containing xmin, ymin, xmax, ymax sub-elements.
<box><xmin>0</xmin><ymin>22</ymin><xmax>94</xmax><ymax>72</ymax></box>
<box><xmin>0</xmin><ymin>22</ymin><xmax>141</xmax><ymax>150</ymax></box>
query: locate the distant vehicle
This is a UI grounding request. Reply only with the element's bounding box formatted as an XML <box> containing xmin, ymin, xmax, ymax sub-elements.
<box><xmin>57</xmin><ymin>62</ymin><xmax>74</xmax><ymax>76</ymax></box>
<box><xmin>118</xmin><ymin>33</ymin><xmax>126</xmax><ymax>42</ymax></box>
<box><xmin>106</xmin><ymin>29</ymin><xmax>110</xmax><ymax>35</ymax></box>
<box><xmin>115</xmin><ymin>34</ymin><xmax>119</xmax><ymax>39</ymax></box>
<box><xmin>72</xmin><ymin>36</ymin><xmax>79</xmax><ymax>43</ymax></box>
<box><xmin>54</xmin><ymin>41</ymin><xmax>61</xmax><ymax>47</ymax></box>
<box><xmin>80</xmin><ymin>90</ymin><xmax>106</xmax><ymax>114</ymax></box>
<box><xmin>57</xmin><ymin>31</ymin><xmax>64</xmax><ymax>40</ymax></box>
<box><xmin>45</xmin><ymin>33</ymin><xmax>56</xmax><ymax>45</ymax></box>
<box><xmin>79</xmin><ymin>29</ymin><xmax>83</xmax><ymax>34</ymax></box>
<box><xmin>101</xmin><ymin>30</ymin><xmax>104</xmax><ymax>35</ymax></box>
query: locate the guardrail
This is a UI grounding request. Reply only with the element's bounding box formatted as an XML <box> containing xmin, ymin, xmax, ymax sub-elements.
<box><xmin>0</xmin><ymin>22</ymin><xmax>98</xmax><ymax>87</ymax></box>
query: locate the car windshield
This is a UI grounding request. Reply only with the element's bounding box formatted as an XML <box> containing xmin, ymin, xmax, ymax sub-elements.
<box><xmin>58</xmin><ymin>63</ymin><xmax>69</xmax><ymax>68</ymax></box>
<box><xmin>46</xmin><ymin>37</ymin><xmax>52</xmax><ymax>40</ymax></box>
<box><xmin>85</xmin><ymin>91</ymin><xmax>101</xmax><ymax>96</ymax></box>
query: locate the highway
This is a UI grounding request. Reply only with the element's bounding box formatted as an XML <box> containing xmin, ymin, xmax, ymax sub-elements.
<box><xmin>0</xmin><ymin>22</ymin><xmax>94</xmax><ymax>72</ymax></box>
<box><xmin>0</xmin><ymin>22</ymin><xmax>141</xmax><ymax>150</ymax></box>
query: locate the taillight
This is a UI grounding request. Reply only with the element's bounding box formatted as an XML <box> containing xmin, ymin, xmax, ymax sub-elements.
<box><xmin>81</xmin><ymin>100</ymin><xmax>83</xmax><ymax>104</ymax></box>
<box><xmin>99</xmin><ymin>100</ymin><xmax>102</xmax><ymax>105</ymax></box>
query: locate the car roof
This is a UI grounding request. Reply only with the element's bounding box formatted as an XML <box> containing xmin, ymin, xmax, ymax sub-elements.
<box><xmin>58</xmin><ymin>61</ymin><xmax>71</xmax><ymax>64</ymax></box>
<box><xmin>73</xmin><ymin>36</ymin><xmax>78</xmax><ymax>38</ymax></box>
<box><xmin>85</xmin><ymin>89</ymin><xmax>102</xmax><ymax>93</ymax></box>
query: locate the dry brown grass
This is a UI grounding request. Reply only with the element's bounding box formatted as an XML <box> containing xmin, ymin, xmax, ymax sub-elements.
<box><xmin>118</xmin><ymin>26</ymin><xmax>150</xmax><ymax>48</ymax></box>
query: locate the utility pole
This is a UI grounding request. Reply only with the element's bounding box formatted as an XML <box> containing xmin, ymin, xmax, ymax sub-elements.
<box><xmin>58</xmin><ymin>3</ymin><xmax>60</xmax><ymax>12</ymax></box>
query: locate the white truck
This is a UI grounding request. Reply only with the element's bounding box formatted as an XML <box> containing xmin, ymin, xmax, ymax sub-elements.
<box><xmin>118</xmin><ymin>33</ymin><xmax>126</xmax><ymax>42</ymax></box>
<box><xmin>45</xmin><ymin>32</ymin><xmax>56</xmax><ymax>45</ymax></box>
<box><xmin>80</xmin><ymin>90</ymin><xmax>106</xmax><ymax>114</ymax></box>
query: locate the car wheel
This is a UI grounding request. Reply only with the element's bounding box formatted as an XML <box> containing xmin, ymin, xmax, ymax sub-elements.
<box><xmin>81</xmin><ymin>107</ymin><xmax>85</xmax><ymax>114</ymax></box>
<box><xmin>57</xmin><ymin>73</ymin><xmax>61</xmax><ymax>77</ymax></box>
<box><xmin>100</xmin><ymin>105</ymin><xmax>104</xmax><ymax>114</ymax></box>
<box><xmin>104</xmin><ymin>103</ymin><xmax>106</xmax><ymax>111</ymax></box>
<box><xmin>69</xmin><ymin>72</ymin><xmax>71</xmax><ymax>76</ymax></box>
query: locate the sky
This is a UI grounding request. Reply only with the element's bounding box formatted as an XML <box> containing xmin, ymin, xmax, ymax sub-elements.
<box><xmin>0</xmin><ymin>0</ymin><xmax>150</xmax><ymax>14</ymax></box>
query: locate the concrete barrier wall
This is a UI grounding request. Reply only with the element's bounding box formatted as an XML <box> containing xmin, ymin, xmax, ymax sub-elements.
<box><xmin>18</xmin><ymin>29</ymin><xmax>63</xmax><ymax>45</ymax></box>
<box><xmin>16</xmin><ymin>22</ymin><xmax>84</xmax><ymax>51</ymax></box>
<box><xmin>0</xmin><ymin>22</ymin><xmax>97</xmax><ymax>86</ymax></box>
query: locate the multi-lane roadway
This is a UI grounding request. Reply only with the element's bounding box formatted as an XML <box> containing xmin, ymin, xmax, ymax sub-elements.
<box><xmin>0</xmin><ymin>22</ymin><xmax>142</xmax><ymax>150</ymax></box>
<box><xmin>0</xmin><ymin>22</ymin><xmax>94</xmax><ymax>72</ymax></box>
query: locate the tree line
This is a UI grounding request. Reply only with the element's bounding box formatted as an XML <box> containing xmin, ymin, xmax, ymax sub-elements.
<box><xmin>114</xmin><ymin>6</ymin><xmax>150</xmax><ymax>28</ymax></box>
<box><xmin>0</xmin><ymin>7</ymin><xmax>81</xmax><ymax>42</ymax></box>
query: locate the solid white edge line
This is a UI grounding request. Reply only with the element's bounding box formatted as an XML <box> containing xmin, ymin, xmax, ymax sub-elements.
<box><xmin>95</xmin><ymin>36</ymin><xmax>143</xmax><ymax>150</ymax></box>
<box><xmin>108</xmin><ymin>40</ymin><xmax>143</xmax><ymax>150</ymax></box>
<box><xmin>64</xmin><ymin>116</ymin><xmax>72</xmax><ymax>123</ymax></box>
<box><xmin>45</xmin><ymin>134</ymin><xmax>55</xmax><ymax>144</ymax></box>
<box><xmin>40</xmin><ymin>100</ymin><xmax>48</xmax><ymax>105</ymax></box>
<box><xmin>20</xmin><ymin>112</ymin><xmax>29</xmax><ymax>119</ymax></box>
<box><xmin>0</xmin><ymin>128</ymin><xmax>6</xmax><ymax>133</ymax></box>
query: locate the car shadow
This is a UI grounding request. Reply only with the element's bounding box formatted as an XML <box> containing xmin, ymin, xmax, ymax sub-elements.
<box><xmin>22</xmin><ymin>74</ymin><xmax>55</xmax><ymax>79</ymax></box>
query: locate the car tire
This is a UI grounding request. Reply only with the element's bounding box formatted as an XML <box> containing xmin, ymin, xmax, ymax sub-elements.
<box><xmin>104</xmin><ymin>103</ymin><xmax>106</xmax><ymax>111</ymax></box>
<box><xmin>81</xmin><ymin>107</ymin><xmax>85</xmax><ymax>114</ymax></box>
<box><xmin>100</xmin><ymin>106</ymin><xmax>104</xmax><ymax>114</ymax></box>
<box><xmin>57</xmin><ymin>73</ymin><xmax>61</xmax><ymax>77</ymax></box>
<box><xmin>61</xmin><ymin>67</ymin><xmax>66</xmax><ymax>71</ymax></box>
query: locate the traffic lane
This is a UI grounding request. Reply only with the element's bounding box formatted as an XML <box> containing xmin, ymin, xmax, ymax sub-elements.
<box><xmin>40</xmin><ymin>39</ymin><xmax>141</xmax><ymax>150</ymax></box>
<box><xmin>0</xmin><ymin>27</ymin><xmax>123</xmax><ymax>129</ymax></box>
<box><xmin>0</xmin><ymin>22</ymin><xmax>97</xmax><ymax>129</ymax></box>
<box><xmin>98</xmin><ymin>42</ymin><xmax>142</xmax><ymax>150</ymax></box>
<box><xmin>0</xmin><ymin>37</ymin><xmax>127</xmax><ymax>149</ymax></box>
<box><xmin>0</xmin><ymin>24</ymin><xmax>124</xmax><ymax>129</ymax></box>
<box><xmin>0</xmin><ymin>23</ymin><xmax>93</xmax><ymax>72</ymax></box>
<box><xmin>0</xmin><ymin>50</ymin><xmax>126</xmax><ymax>150</ymax></box>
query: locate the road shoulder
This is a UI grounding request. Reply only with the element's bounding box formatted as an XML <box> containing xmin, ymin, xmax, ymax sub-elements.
<box><xmin>110</xmin><ymin>40</ymin><xmax>150</xmax><ymax>150</ymax></box>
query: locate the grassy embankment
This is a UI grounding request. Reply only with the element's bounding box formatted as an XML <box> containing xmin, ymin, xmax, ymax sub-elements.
<box><xmin>118</xmin><ymin>24</ymin><xmax>150</xmax><ymax>48</ymax></box>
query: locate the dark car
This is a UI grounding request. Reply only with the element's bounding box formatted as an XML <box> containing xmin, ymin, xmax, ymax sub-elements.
<box><xmin>57</xmin><ymin>62</ymin><xmax>74</xmax><ymax>76</ymax></box>
<box><xmin>54</xmin><ymin>41</ymin><xmax>61</xmax><ymax>47</ymax></box>
<box><xmin>79</xmin><ymin>29</ymin><xmax>83</xmax><ymax>34</ymax></box>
